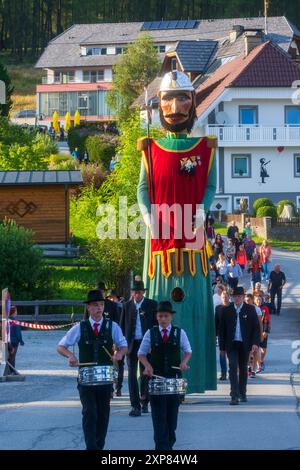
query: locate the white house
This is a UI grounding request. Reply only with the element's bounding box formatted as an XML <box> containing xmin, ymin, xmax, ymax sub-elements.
<box><xmin>193</xmin><ymin>33</ymin><xmax>300</xmax><ymax>214</ymax></box>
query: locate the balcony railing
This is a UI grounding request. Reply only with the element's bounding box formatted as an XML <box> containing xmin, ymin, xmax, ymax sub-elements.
<box><xmin>206</xmin><ymin>125</ymin><xmax>300</xmax><ymax>146</ymax></box>
<box><xmin>41</xmin><ymin>77</ymin><xmax>107</xmax><ymax>85</ymax></box>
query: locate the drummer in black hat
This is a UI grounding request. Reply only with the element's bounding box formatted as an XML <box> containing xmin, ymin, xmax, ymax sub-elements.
<box><xmin>57</xmin><ymin>290</ymin><xmax>127</xmax><ymax>450</ymax></box>
<box><xmin>120</xmin><ymin>280</ymin><xmax>157</xmax><ymax>416</ymax></box>
<box><xmin>138</xmin><ymin>300</ymin><xmax>192</xmax><ymax>451</ymax></box>
<box><xmin>218</xmin><ymin>286</ymin><xmax>261</xmax><ymax>405</ymax></box>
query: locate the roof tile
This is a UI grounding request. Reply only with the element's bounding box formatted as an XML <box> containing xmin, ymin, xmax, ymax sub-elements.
<box><xmin>196</xmin><ymin>41</ymin><xmax>300</xmax><ymax>117</ymax></box>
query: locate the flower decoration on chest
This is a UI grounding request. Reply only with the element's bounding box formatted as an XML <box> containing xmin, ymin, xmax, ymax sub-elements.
<box><xmin>180</xmin><ymin>155</ymin><xmax>201</xmax><ymax>175</ymax></box>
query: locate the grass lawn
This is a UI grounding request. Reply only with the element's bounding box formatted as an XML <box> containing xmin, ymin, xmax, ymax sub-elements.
<box><xmin>214</xmin><ymin>223</ymin><xmax>227</xmax><ymax>236</ymax></box>
<box><xmin>48</xmin><ymin>265</ymin><xmax>99</xmax><ymax>301</ymax></box>
<box><xmin>252</xmin><ymin>238</ymin><xmax>300</xmax><ymax>251</ymax></box>
<box><xmin>214</xmin><ymin>223</ymin><xmax>300</xmax><ymax>250</ymax></box>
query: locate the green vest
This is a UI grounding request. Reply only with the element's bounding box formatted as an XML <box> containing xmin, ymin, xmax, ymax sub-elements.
<box><xmin>150</xmin><ymin>325</ymin><xmax>182</xmax><ymax>378</ymax></box>
<box><xmin>78</xmin><ymin>318</ymin><xmax>113</xmax><ymax>365</ymax></box>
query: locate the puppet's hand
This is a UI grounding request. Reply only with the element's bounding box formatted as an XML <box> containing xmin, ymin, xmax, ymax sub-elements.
<box><xmin>193</xmin><ymin>207</ymin><xmax>206</xmax><ymax>231</ymax></box>
<box><xmin>137</xmin><ymin>137</ymin><xmax>153</xmax><ymax>152</ymax></box>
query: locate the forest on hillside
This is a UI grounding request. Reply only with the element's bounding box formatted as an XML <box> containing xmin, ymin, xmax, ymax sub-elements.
<box><xmin>0</xmin><ymin>0</ymin><xmax>299</xmax><ymax>59</ymax></box>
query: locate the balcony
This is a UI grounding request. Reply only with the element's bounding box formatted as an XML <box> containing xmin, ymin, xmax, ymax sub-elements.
<box><xmin>206</xmin><ymin>125</ymin><xmax>300</xmax><ymax>147</ymax></box>
<box><xmin>42</xmin><ymin>77</ymin><xmax>107</xmax><ymax>85</ymax></box>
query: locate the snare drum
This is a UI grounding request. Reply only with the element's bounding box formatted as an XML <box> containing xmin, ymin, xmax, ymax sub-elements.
<box><xmin>148</xmin><ymin>377</ymin><xmax>187</xmax><ymax>395</ymax></box>
<box><xmin>78</xmin><ymin>365</ymin><xmax>117</xmax><ymax>386</ymax></box>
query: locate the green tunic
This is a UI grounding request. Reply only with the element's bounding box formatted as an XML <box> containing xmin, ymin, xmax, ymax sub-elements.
<box><xmin>137</xmin><ymin>133</ymin><xmax>217</xmax><ymax>393</ymax></box>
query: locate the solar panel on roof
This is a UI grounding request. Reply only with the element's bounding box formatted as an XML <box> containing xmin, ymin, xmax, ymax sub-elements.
<box><xmin>176</xmin><ymin>20</ymin><xmax>187</xmax><ymax>29</ymax></box>
<box><xmin>142</xmin><ymin>22</ymin><xmax>152</xmax><ymax>29</ymax></box>
<box><xmin>167</xmin><ymin>21</ymin><xmax>178</xmax><ymax>29</ymax></box>
<box><xmin>142</xmin><ymin>20</ymin><xmax>197</xmax><ymax>30</ymax></box>
<box><xmin>186</xmin><ymin>20</ymin><xmax>197</xmax><ymax>29</ymax></box>
<box><xmin>150</xmin><ymin>21</ymin><xmax>161</xmax><ymax>29</ymax></box>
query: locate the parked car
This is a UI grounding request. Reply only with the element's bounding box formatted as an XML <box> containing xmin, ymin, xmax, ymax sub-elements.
<box><xmin>15</xmin><ymin>109</ymin><xmax>36</xmax><ymax>118</ymax></box>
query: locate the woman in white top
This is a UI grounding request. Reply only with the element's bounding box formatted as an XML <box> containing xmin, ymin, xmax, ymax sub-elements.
<box><xmin>216</xmin><ymin>253</ymin><xmax>228</xmax><ymax>283</ymax></box>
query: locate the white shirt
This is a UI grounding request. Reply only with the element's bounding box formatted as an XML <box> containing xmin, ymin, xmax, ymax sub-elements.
<box><xmin>134</xmin><ymin>298</ymin><xmax>144</xmax><ymax>340</ymax></box>
<box><xmin>234</xmin><ymin>303</ymin><xmax>243</xmax><ymax>342</ymax></box>
<box><xmin>137</xmin><ymin>324</ymin><xmax>192</xmax><ymax>356</ymax></box>
<box><xmin>213</xmin><ymin>293</ymin><xmax>222</xmax><ymax>309</ymax></box>
<box><xmin>58</xmin><ymin>317</ymin><xmax>127</xmax><ymax>349</ymax></box>
<box><xmin>255</xmin><ymin>306</ymin><xmax>263</xmax><ymax>317</ymax></box>
<box><xmin>216</xmin><ymin>260</ymin><xmax>228</xmax><ymax>276</ymax></box>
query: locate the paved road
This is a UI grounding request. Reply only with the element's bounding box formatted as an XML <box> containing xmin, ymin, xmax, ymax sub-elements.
<box><xmin>0</xmin><ymin>249</ymin><xmax>300</xmax><ymax>450</ymax></box>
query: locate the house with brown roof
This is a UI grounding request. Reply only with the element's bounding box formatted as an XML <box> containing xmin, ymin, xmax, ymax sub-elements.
<box><xmin>193</xmin><ymin>34</ymin><xmax>300</xmax><ymax>213</ymax></box>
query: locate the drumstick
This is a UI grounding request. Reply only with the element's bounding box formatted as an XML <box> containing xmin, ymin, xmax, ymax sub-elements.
<box><xmin>102</xmin><ymin>346</ymin><xmax>114</xmax><ymax>362</ymax></box>
<box><xmin>152</xmin><ymin>374</ymin><xmax>165</xmax><ymax>380</ymax></box>
<box><xmin>172</xmin><ymin>365</ymin><xmax>190</xmax><ymax>370</ymax></box>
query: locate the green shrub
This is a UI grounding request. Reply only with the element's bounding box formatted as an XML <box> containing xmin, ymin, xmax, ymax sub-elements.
<box><xmin>256</xmin><ymin>206</ymin><xmax>277</xmax><ymax>218</ymax></box>
<box><xmin>48</xmin><ymin>154</ymin><xmax>78</xmax><ymax>170</ymax></box>
<box><xmin>0</xmin><ymin>219</ymin><xmax>55</xmax><ymax>300</ymax></box>
<box><xmin>253</xmin><ymin>198</ymin><xmax>274</xmax><ymax>215</ymax></box>
<box><xmin>68</xmin><ymin>123</ymin><xmax>102</xmax><ymax>156</ymax></box>
<box><xmin>85</xmin><ymin>135</ymin><xmax>116</xmax><ymax>170</ymax></box>
<box><xmin>0</xmin><ymin>117</ymin><xmax>37</xmax><ymax>146</ymax></box>
<box><xmin>276</xmin><ymin>200</ymin><xmax>297</xmax><ymax>217</ymax></box>
<box><xmin>0</xmin><ymin>122</ymin><xmax>58</xmax><ymax>170</ymax></box>
<box><xmin>0</xmin><ymin>143</ymin><xmax>48</xmax><ymax>170</ymax></box>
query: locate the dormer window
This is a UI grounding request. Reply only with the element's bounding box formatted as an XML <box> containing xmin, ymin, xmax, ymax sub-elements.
<box><xmin>86</xmin><ymin>47</ymin><xmax>107</xmax><ymax>56</ymax></box>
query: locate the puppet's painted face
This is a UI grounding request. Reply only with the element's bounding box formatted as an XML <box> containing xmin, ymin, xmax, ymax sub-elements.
<box><xmin>159</xmin><ymin>90</ymin><xmax>196</xmax><ymax>133</ymax></box>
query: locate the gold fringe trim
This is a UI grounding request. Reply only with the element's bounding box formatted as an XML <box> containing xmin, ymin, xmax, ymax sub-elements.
<box><xmin>148</xmin><ymin>247</ymin><xmax>209</xmax><ymax>280</ymax></box>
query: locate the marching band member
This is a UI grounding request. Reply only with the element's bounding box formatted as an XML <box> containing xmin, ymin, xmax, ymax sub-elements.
<box><xmin>138</xmin><ymin>300</ymin><xmax>192</xmax><ymax>451</ymax></box>
<box><xmin>57</xmin><ymin>290</ymin><xmax>127</xmax><ymax>450</ymax></box>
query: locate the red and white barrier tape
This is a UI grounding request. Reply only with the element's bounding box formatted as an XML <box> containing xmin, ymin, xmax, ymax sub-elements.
<box><xmin>9</xmin><ymin>320</ymin><xmax>78</xmax><ymax>330</ymax></box>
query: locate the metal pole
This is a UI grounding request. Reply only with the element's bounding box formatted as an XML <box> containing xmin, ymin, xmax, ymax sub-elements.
<box><xmin>1</xmin><ymin>289</ymin><xmax>9</xmax><ymax>377</ymax></box>
<box><xmin>144</xmin><ymin>87</ymin><xmax>154</xmax><ymax>204</ymax></box>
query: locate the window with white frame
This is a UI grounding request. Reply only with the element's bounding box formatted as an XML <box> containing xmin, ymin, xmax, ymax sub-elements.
<box><xmin>295</xmin><ymin>154</ymin><xmax>300</xmax><ymax>177</ymax></box>
<box><xmin>97</xmin><ymin>70</ymin><xmax>104</xmax><ymax>81</ymax></box>
<box><xmin>234</xmin><ymin>196</ymin><xmax>249</xmax><ymax>211</ymax></box>
<box><xmin>285</xmin><ymin>106</ymin><xmax>300</xmax><ymax>126</ymax></box>
<box><xmin>54</xmin><ymin>72</ymin><xmax>61</xmax><ymax>83</ymax></box>
<box><xmin>78</xmin><ymin>93</ymin><xmax>89</xmax><ymax>109</ymax></box>
<box><xmin>86</xmin><ymin>47</ymin><xmax>107</xmax><ymax>56</ymax></box>
<box><xmin>67</xmin><ymin>71</ymin><xmax>75</xmax><ymax>83</ymax></box>
<box><xmin>239</xmin><ymin>106</ymin><xmax>258</xmax><ymax>125</ymax></box>
<box><xmin>83</xmin><ymin>71</ymin><xmax>90</xmax><ymax>82</ymax></box>
<box><xmin>232</xmin><ymin>154</ymin><xmax>251</xmax><ymax>178</ymax></box>
<box><xmin>83</xmin><ymin>70</ymin><xmax>104</xmax><ymax>83</ymax></box>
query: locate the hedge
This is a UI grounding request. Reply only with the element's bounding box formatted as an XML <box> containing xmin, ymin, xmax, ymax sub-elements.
<box><xmin>256</xmin><ymin>205</ymin><xmax>277</xmax><ymax>218</ymax></box>
<box><xmin>253</xmin><ymin>198</ymin><xmax>274</xmax><ymax>215</ymax></box>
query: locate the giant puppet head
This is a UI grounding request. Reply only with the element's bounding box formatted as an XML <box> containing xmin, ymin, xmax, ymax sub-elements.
<box><xmin>158</xmin><ymin>71</ymin><xmax>197</xmax><ymax>133</ymax></box>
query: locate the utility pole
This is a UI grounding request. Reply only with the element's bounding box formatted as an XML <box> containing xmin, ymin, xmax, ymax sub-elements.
<box><xmin>264</xmin><ymin>0</ymin><xmax>270</xmax><ymax>35</ymax></box>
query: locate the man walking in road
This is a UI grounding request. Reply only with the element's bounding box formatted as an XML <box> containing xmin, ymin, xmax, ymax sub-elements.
<box><xmin>268</xmin><ymin>265</ymin><xmax>286</xmax><ymax>315</ymax></box>
<box><xmin>219</xmin><ymin>286</ymin><xmax>261</xmax><ymax>405</ymax></box>
<box><xmin>120</xmin><ymin>281</ymin><xmax>157</xmax><ymax>416</ymax></box>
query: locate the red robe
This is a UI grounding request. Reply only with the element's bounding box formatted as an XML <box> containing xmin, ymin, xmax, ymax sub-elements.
<box><xmin>142</xmin><ymin>137</ymin><xmax>215</xmax><ymax>279</ymax></box>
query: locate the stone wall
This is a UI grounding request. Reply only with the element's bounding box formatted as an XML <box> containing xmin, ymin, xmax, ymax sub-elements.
<box><xmin>225</xmin><ymin>214</ymin><xmax>300</xmax><ymax>241</ymax></box>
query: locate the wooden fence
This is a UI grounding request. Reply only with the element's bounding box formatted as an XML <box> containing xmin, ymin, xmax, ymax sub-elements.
<box><xmin>13</xmin><ymin>300</ymin><xmax>85</xmax><ymax>323</ymax></box>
